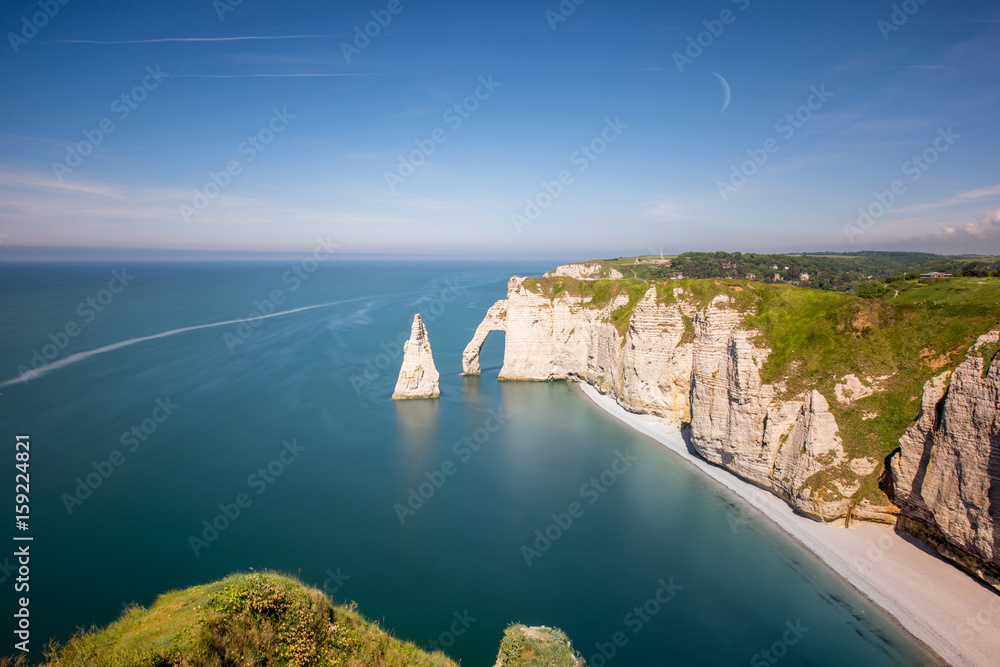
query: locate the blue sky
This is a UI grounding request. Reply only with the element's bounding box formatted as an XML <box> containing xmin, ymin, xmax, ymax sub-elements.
<box><xmin>1</xmin><ymin>0</ymin><xmax>998</xmax><ymax>258</ymax></box>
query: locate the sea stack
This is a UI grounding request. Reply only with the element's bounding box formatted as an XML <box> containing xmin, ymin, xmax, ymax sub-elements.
<box><xmin>392</xmin><ymin>314</ymin><xmax>440</xmax><ymax>399</ymax></box>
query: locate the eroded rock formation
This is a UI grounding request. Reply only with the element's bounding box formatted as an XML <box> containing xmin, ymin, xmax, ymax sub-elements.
<box><xmin>889</xmin><ymin>332</ymin><xmax>1000</xmax><ymax>577</ymax></box>
<box><xmin>542</xmin><ymin>262</ymin><xmax>624</xmax><ymax>280</ymax></box>
<box><xmin>392</xmin><ymin>314</ymin><xmax>440</xmax><ymax>400</ymax></box>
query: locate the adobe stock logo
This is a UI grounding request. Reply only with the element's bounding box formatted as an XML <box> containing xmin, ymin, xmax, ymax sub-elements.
<box><xmin>545</xmin><ymin>0</ymin><xmax>587</xmax><ymax>31</ymax></box>
<box><xmin>340</xmin><ymin>0</ymin><xmax>412</xmax><ymax>63</ymax></box>
<box><xmin>384</xmin><ymin>76</ymin><xmax>501</xmax><ymax>192</ymax></box>
<box><xmin>671</xmin><ymin>0</ymin><xmax>752</xmax><ymax>73</ymax></box>
<box><xmin>844</xmin><ymin>126</ymin><xmax>959</xmax><ymax>243</ymax></box>
<box><xmin>877</xmin><ymin>0</ymin><xmax>931</xmax><ymax>40</ymax></box>
<box><xmin>61</xmin><ymin>398</ymin><xmax>179</xmax><ymax>515</ymax></box>
<box><xmin>179</xmin><ymin>107</ymin><xmax>295</xmax><ymax>223</ymax></box>
<box><xmin>511</xmin><ymin>117</ymin><xmax>628</xmax><ymax>233</ymax></box>
<box><xmin>7</xmin><ymin>0</ymin><xmax>72</xmax><ymax>54</ymax></box>
<box><xmin>188</xmin><ymin>439</ymin><xmax>305</xmax><ymax>556</ymax></box>
<box><xmin>52</xmin><ymin>66</ymin><xmax>168</xmax><ymax>181</ymax></box>
<box><xmin>716</xmin><ymin>85</ymin><xmax>833</xmax><ymax>202</ymax></box>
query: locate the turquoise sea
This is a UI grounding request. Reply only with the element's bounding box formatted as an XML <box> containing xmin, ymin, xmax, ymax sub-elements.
<box><xmin>0</xmin><ymin>260</ymin><xmax>934</xmax><ymax>665</ymax></box>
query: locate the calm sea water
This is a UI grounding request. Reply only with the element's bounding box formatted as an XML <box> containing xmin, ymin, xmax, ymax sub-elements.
<box><xmin>0</xmin><ymin>260</ymin><xmax>933</xmax><ymax>665</ymax></box>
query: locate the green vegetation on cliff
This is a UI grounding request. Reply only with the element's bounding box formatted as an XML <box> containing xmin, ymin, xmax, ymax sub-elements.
<box><xmin>520</xmin><ymin>276</ymin><xmax>651</xmax><ymax>338</ymax></box>
<box><xmin>747</xmin><ymin>276</ymin><xmax>1000</xmax><ymax>508</ymax></box>
<box><xmin>589</xmin><ymin>251</ymin><xmax>1000</xmax><ymax>293</ymax></box>
<box><xmin>495</xmin><ymin>625</ymin><xmax>584</xmax><ymax>667</ymax></box>
<box><xmin>36</xmin><ymin>572</ymin><xmax>584</xmax><ymax>667</ymax></box>
<box><xmin>43</xmin><ymin>572</ymin><xmax>457</xmax><ymax>667</ymax></box>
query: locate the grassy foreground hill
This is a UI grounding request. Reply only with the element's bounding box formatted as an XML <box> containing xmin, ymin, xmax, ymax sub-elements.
<box><xmin>32</xmin><ymin>572</ymin><xmax>582</xmax><ymax>667</ymax></box>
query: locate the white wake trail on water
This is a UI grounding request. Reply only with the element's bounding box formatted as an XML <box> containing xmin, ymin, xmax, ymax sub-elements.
<box><xmin>1</xmin><ymin>297</ymin><xmax>373</xmax><ymax>388</ymax></box>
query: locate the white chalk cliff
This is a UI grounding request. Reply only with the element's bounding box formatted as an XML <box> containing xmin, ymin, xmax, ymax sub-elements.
<box><xmin>392</xmin><ymin>314</ymin><xmax>440</xmax><ymax>400</ymax></box>
<box><xmin>889</xmin><ymin>331</ymin><xmax>1000</xmax><ymax>579</ymax></box>
<box><xmin>462</xmin><ymin>277</ymin><xmax>863</xmax><ymax>521</ymax></box>
<box><xmin>542</xmin><ymin>262</ymin><xmax>624</xmax><ymax>280</ymax></box>
<box><xmin>463</xmin><ymin>274</ymin><xmax>1000</xmax><ymax>569</ymax></box>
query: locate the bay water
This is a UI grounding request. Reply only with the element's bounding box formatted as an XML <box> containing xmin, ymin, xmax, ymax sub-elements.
<box><xmin>0</xmin><ymin>260</ymin><xmax>932</xmax><ymax>665</ymax></box>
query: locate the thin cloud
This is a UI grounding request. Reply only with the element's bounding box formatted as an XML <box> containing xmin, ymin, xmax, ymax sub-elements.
<box><xmin>959</xmin><ymin>209</ymin><xmax>1000</xmax><ymax>239</ymax></box>
<box><xmin>0</xmin><ymin>167</ymin><xmax>123</xmax><ymax>198</ymax></box>
<box><xmin>641</xmin><ymin>199</ymin><xmax>687</xmax><ymax>223</ymax></box>
<box><xmin>0</xmin><ymin>167</ymin><xmax>405</xmax><ymax>248</ymax></box>
<box><xmin>164</xmin><ymin>72</ymin><xmax>394</xmax><ymax>79</ymax></box>
<box><xmin>44</xmin><ymin>35</ymin><xmax>339</xmax><ymax>44</ymax></box>
<box><xmin>926</xmin><ymin>210</ymin><xmax>1000</xmax><ymax>241</ymax></box>
<box><xmin>165</xmin><ymin>73</ymin><xmax>405</xmax><ymax>78</ymax></box>
<box><xmin>891</xmin><ymin>183</ymin><xmax>1000</xmax><ymax>216</ymax></box>
<box><xmin>957</xmin><ymin>183</ymin><xmax>1000</xmax><ymax>200</ymax></box>
<box><xmin>882</xmin><ymin>65</ymin><xmax>951</xmax><ymax>71</ymax></box>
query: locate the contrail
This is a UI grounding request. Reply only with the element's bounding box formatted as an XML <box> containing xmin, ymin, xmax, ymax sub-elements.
<box><xmin>45</xmin><ymin>35</ymin><xmax>338</xmax><ymax>44</ymax></box>
<box><xmin>1</xmin><ymin>296</ymin><xmax>371</xmax><ymax>389</ymax></box>
<box><xmin>165</xmin><ymin>73</ymin><xmax>397</xmax><ymax>78</ymax></box>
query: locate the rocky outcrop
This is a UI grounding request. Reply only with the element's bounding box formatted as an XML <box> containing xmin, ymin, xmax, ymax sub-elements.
<box><xmin>834</xmin><ymin>374</ymin><xmax>874</xmax><ymax>404</ymax></box>
<box><xmin>463</xmin><ymin>278</ymin><xmax>868</xmax><ymax>521</ymax></box>
<box><xmin>494</xmin><ymin>625</ymin><xmax>584</xmax><ymax>667</ymax></box>
<box><xmin>392</xmin><ymin>314</ymin><xmax>440</xmax><ymax>400</ymax></box>
<box><xmin>686</xmin><ymin>296</ymin><xmax>850</xmax><ymax>520</ymax></box>
<box><xmin>619</xmin><ymin>288</ymin><xmax>694</xmax><ymax>422</ymax></box>
<box><xmin>543</xmin><ymin>262</ymin><xmax>623</xmax><ymax>280</ymax></box>
<box><xmin>890</xmin><ymin>332</ymin><xmax>1000</xmax><ymax>578</ymax></box>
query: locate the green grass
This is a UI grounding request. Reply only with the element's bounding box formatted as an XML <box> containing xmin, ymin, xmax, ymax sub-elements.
<box><xmin>746</xmin><ymin>278</ymin><xmax>999</xmax><ymax>423</ymax></box>
<box><xmin>43</xmin><ymin>572</ymin><xmax>458</xmax><ymax>667</ymax></box>
<box><xmin>980</xmin><ymin>339</ymin><xmax>1000</xmax><ymax>377</ymax></box>
<box><xmin>495</xmin><ymin>624</ymin><xmax>584</xmax><ymax>667</ymax></box>
<box><xmin>38</xmin><ymin>573</ymin><xmax>586</xmax><ymax>667</ymax></box>
<box><xmin>744</xmin><ymin>278</ymin><xmax>1000</xmax><ymax>506</ymax></box>
<box><xmin>520</xmin><ymin>276</ymin><xmax>652</xmax><ymax>338</ymax></box>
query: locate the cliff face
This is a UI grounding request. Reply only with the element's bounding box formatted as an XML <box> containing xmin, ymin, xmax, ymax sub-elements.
<box><xmin>462</xmin><ymin>278</ymin><xmax>691</xmax><ymax>420</ymax></box>
<box><xmin>463</xmin><ymin>279</ymin><xmax>867</xmax><ymax>522</ymax></box>
<box><xmin>466</xmin><ymin>272</ymin><xmax>1000</xmax><ymax>584</ymax></box>
<box><xmin>687</xmin><ymin>296</ymin><xmax>851</xmax><ymax>519</ymax></box>
<box><xmin>393</xmin><ymin>314</ymin><xmax>440</xmax><ymax>400</ymax></box>
<box><xmin>889</xmin><ymin>332</ymin><xmax>1000</xmax><ymax>575</ymax></box>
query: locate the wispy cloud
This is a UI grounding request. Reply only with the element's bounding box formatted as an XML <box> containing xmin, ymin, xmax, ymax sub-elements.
<box><xmin>891</xmin><ymin>183</ymin><xmax>1000</xmax><ymax>216</ymax></box>
<box><xmin>0</xmin><ymin>167</ymin><xmax>404</xmax><ymax>249</ymax></box>
<box><xmin>870</xmin><ymin>187</ymin><xmax>1000</xmax><ymax>251</ymax></box>
<box><xmin>883</xmin><ymin>64</ymin><xmax>951</xmax><ymax>71</ymax></box>
<box><xmin>44</xmin><ymin>35</ymin><xmax>338</xmax><ymax>44</ymax></box>
<box><xmin>0</xmin><ymin>167</ymin><xmax>124</xmax><ymax>198</ymax></box>
<box><xmin>165</xmin><ymin>73</ymin><xmax>403</xmax><ymax>78</ymax></box>
<box><xmin>641</xmin><ymin>198</ymin><xmax>687</xmax><ymax>222</ymax></box>
<box><xmin>926</xmin><ymin>209</ymin><xmax>1000</xmax><ymax>242</ymax></box>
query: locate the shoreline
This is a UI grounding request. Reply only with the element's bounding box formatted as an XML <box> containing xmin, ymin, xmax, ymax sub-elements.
<box><xmin>576</xmin><ymin>382</ymin><xmax>1000</xmax><ymax>667</ymax></box>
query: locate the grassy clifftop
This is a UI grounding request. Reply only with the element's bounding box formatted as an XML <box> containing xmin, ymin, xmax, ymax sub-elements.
<box><xmin>36</xmin><ymin>572</ymin><xmax>583</xmax><ymax>667</ymax></box>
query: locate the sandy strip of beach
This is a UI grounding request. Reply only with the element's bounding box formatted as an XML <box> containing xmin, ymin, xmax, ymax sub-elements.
<box><xmin>578</xmin><ymin>383</ymin><xmax>1000</xmax><ymax>667</ymax></box>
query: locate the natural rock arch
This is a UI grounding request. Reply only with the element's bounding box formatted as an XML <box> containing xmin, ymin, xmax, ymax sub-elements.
<box><xmin>462</xmin><ymin>300</ymin><xmax>507</xmax><ymax>375</ymax></box>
